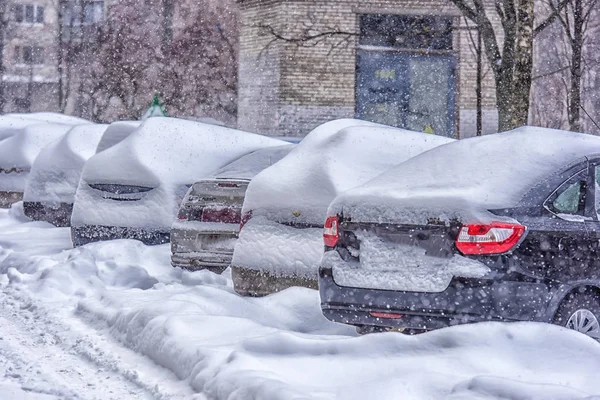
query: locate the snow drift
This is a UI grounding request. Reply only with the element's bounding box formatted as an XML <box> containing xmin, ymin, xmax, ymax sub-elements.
<box><xmin>0</xmin><ymin>206</ymin><xmax>599</xmax><ymax>399</ymax></box>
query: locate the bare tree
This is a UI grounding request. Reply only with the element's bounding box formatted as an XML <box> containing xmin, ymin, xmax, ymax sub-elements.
<box><xmin>543</xmin><ymin>0</ymin><xmax>599</xmax><ymax>131</ymax></box>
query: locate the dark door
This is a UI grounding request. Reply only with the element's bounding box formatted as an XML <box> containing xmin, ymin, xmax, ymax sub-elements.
<box><xmin>516</xmin><ymin>165</ymin><xmax>594</xmax><ymax>283</ymax></box>
<box><xmin>583</xmin><ymin>159</ymin><xmax>600</xmax><ymax>281</ymax></box>
<box><xmin>356</xmin><ymin>50</ymin><xmax>456</xmax><ymax>137</ymax></box>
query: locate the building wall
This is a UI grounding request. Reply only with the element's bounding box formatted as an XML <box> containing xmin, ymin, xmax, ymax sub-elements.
<box><xmin>237</xmin><ymin>0</ymin><xmax>500</xmax><ymax>138</ymax></box>
<box><xmin>3</xmin><ymin>0</ymin><xmax>60</xmax><ymax>112</ymax></box>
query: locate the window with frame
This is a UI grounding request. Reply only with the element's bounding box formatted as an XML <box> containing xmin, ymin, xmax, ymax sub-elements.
<box><xmin>359</xmin><ymin>14</ymin><xmax>453</xmax><ymax>50</ymax></box>
<box><xmin>21</xmin><ymin>46</ymin><xmax>44</xmax><ymax>65</ymax></box>
<box><xmin>63</xmin><ymin>0</ymin><xmax>104</xmax><ymax>26</ymax></box>
<box><xmin>548</xmin><ymin>170</ymin><xmax>588</xmax><ymax>216</ymax></box>
<box><xmin>14</xmin><ymin>4</ymin><xmax>44</xmax><ymax>24</ymax></box>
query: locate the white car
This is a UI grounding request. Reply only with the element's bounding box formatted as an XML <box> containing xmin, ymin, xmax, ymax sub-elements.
<box><xmin>22</xmin><ymin>124</ymin><xmax>110</xmax><ymax>226</ymax></box>
<box><xmin>171</xmin><ymin>144</ymin><xmax>295</xmax><ymax>273</ymax></box>
<box><xmin>0</xmin><ymin>122</ymin><xmax>89</xmax><ymax>207</ymax></box>
<box><xmin>71</xmin><ymin>117</ymin><xmax>286</xmax><ymax>246</ymax></box>
<box><xmin>231</xmin><ymin>119</ymin><xmax>455</xmax><ymax>296</ymax></box>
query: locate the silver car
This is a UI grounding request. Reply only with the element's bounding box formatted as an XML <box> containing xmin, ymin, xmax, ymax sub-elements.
<box><xmin>171</xmin><ymin>145</ymin><xmax>294</xmax><ymax>273</ymax></box>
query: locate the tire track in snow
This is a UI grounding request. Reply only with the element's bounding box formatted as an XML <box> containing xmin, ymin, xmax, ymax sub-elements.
<box><xmin>0</xmin><ymin>287</ymin><xmax>204</xmax><ymax>400</ymax></box>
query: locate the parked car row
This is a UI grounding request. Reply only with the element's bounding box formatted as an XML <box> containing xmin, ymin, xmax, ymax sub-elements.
<box><xmin>3</xmin><ymin>113</ymin><xmax>600</xmax><ymax>341</ymax></box>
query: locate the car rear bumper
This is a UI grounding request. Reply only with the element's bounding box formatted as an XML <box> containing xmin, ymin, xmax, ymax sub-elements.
<box><xmin>171</xmin><ymin>250</ymin><xmax>232</xmax><ymax>273</ymax></box>
<box><xmin>23</xmin><ymin>201</ymin><xmax>73</xmax><ymax>227</ymax></box>
<box><xmin>71</xmin><ymin>224</ymin><xmax>170</xmax><ymax>246</ymax></box>
<box><xmin>319</xmin><ymin>267</ymin><xmax>554</xmax><ymax>331</ymax></box>
<box><xmin>232</xmin><ymin>266</ymin><xmax>318</xmax><ymax>297</ymax></box>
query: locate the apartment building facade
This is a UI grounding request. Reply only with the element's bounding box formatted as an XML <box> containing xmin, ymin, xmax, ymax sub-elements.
<box><xmin>2</xmin><ymin>0</ymin><xmax>62</xmax><ymax>112</ymax></box>
<box><xmin>237</xmin><ymin>0</ymin><xmax>500</xmax><ymax>138</ymax></box>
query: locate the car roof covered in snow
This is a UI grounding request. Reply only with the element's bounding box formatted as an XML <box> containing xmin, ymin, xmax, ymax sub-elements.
<box><xmin>5</xmin><ymin>112</ymin><xmax>89</xmax><ymax>125</ymax></box>
<box><xmin>330</xmin><ymin>126</ymin><xmax>600</xmax><ymax>225</ymax></box>
<box><xmin>0</xmin><ymin>113</ymin><xmax>87</xmax><ymax>141</ymax></box>
<box><xmin>95</xmin><ymin>121</ymin><xmax>141</xmax><ymax>153</ymax></box>
<box><xmin>207</xmin><ymin>144</ymin><xmax>296</xmax><ymax>181</ymax></box>
<box><xmin>241</xmin><ymin>119</ymin><xmax>455</xmax><ymax>225</ymax></box>
<box><xmin>81</xmin><ymin>117</ymin><xmax>288</xmax><ymax>187</ymax></box>
<box><xmin>0</xmin><ymin>122</ymin><xmax>87</xmax><ymax>169</ymax></box>
<box><xmin>24</xmin><ymin>124</ymin><xmax>109</xmax><ymax>203</ymax></box>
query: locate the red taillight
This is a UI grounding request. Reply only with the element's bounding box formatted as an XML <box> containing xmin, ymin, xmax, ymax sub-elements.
<box><xmin>240</xmin><ymin>210</ymin><xmax>253</xmax><ymax>230</ymax></box>
<box><xmin>323</xmin><ymin>216</ymin><xmax>339</xmax><ymax>247</ymax></box>
<box><xmin>370</xmin><ymin>311</ymin><xmax>404</xmax><ymax>319</ymax></box>
<box><xmin>455</xmin><ymin>221</ymin><xmax>526</xmax><ymax>255</ymax></box>
<box><xmin>201</xmin><ymin>206</ymin><xmax>242</xmax><ymax>224</ymax></box>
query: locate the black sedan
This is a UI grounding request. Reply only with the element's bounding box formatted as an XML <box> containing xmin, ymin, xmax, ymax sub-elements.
<box><xmin>320</xmin><ymin>127</ymin><xmax>600</xmax><ymax>339</ymax></box>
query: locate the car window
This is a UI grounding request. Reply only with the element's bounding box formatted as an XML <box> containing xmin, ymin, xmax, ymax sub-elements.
<box><xmin>548</xmin><ymin>169</ymin><xmax>587</xmax><ymax>217</ymax></box>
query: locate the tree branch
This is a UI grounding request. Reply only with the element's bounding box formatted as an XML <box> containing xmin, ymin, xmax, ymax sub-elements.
<box><xmin>534</xmin><ymin>0</ymin><xmax>570</xmax><ymax>37</ymax></box>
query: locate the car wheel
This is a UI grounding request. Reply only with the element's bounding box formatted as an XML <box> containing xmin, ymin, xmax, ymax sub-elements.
<box><xmin>553</xmin><ymin>290</ymin><xmax>600</xmax><ymax>340</ymax></box>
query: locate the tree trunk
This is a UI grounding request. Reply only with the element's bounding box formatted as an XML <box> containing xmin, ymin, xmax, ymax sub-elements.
<box><xmin>509</xmin><ymin>0</ymin><xmax>534</xmax><ymax>130</ymax></box>
<box><xmin>568</xmin><ymin>0</ymin><xmax>583</xmax><ymax>131</ymax></box>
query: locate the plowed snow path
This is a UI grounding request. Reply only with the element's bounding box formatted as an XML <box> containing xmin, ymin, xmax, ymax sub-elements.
<box><xmin>0</xmin><ymin>287</ymin><xmax>201</xmax><ymax>400</ymax></box>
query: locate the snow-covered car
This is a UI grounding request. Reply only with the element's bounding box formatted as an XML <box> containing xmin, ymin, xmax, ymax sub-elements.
<box><xmin>22</xmin><ymin>121</ymin><xmax>141</xmax><ymax>227</ymax></box>
<box><xmin>71</xmin><ymin>117</ymin><xmax>286</xmax><ymax>247</ymax></box>
<box><xmin>171</xmin><ymin>144</ymin><xmax>295</xmax><ymax>273</ymax></box>
<box><xmin>22</xmin><ymin>124</ymin><xmax>110</xmax><ymax>226</ymax></box>
<box><xmin>230</xmin><ymin>119</ymin><xmax>455</xmax><ymax>296</ymax></box>
<box><xmin>320</xmin><ymin>127</ymin><xmax>600</xmax><ymax>339</ymax></box>
<box><xmin>94</xmin><ymin>121</ymin><xmax>141</xmax><ymax>153</ymax></box>
<box><xmin>0</xmin><ymin>122</ymin><xmax>88</xmax><ymax>208</ymax></box>
<box><xmin>0</xmin><ymin>112</ymin><xmax>87</xmax><ymax>142</ymax></box>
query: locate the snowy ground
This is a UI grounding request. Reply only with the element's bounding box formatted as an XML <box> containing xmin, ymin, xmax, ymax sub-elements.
<box><xmin>0</xmin><ymin>203</ymin><xmax>599</xmax><ymax>400</ymax></box>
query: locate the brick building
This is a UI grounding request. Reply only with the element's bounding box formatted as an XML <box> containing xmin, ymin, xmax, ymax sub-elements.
<box><xmin>237</xmin><ymin>0</ymin><xmax>500</xmax><ymax>138</ymax></box>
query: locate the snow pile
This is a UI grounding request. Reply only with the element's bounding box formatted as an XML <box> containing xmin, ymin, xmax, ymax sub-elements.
<box><xmin>23</xmin><ymin>124</ymin><xmax>109</xmax><ymax>204</ymax></box>
<box><xmin>0</xmin><ymin>210</ymin><xmax>599</xmax><ymax>399</ymax></box>
<box><xmin>0</xmin><ymin>123</ymin><xmax>89</xmax><ymax>192</ymax></box>
<box><xmin>330</xmin><ymin>127</ymin><xmax>600</xmax><ymax>225</ymax></box>
<box><xmin>72</xmin><ymin>117</ymin><xmax>287</xmax><ymax>230</ymax></box>
<box><xmin>234</xmin><ymin>120</ymin><xmax>454</xmax><ymax>278</ymax></box>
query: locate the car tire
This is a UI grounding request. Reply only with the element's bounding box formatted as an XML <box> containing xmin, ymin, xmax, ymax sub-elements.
<box><xmin>553</xmin><ymin>289</ymin><xmax>600</xmax><ymax>341</ymax></box>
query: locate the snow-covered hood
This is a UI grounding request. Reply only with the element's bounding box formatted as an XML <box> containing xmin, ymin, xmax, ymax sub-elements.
<box><xmin>330</xmin><ymin>126</ymin><xmax>600</xmax><ymax>225</ymax></box>
<box><xmin>242</xmin><ymin>120</ymin><xmax>454</xmax><ymax>226</ymax></box>
<box><xmin>23</xmin><ymin>124</ymin><xmax>108</xmax><ymax>204</ymax></box>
